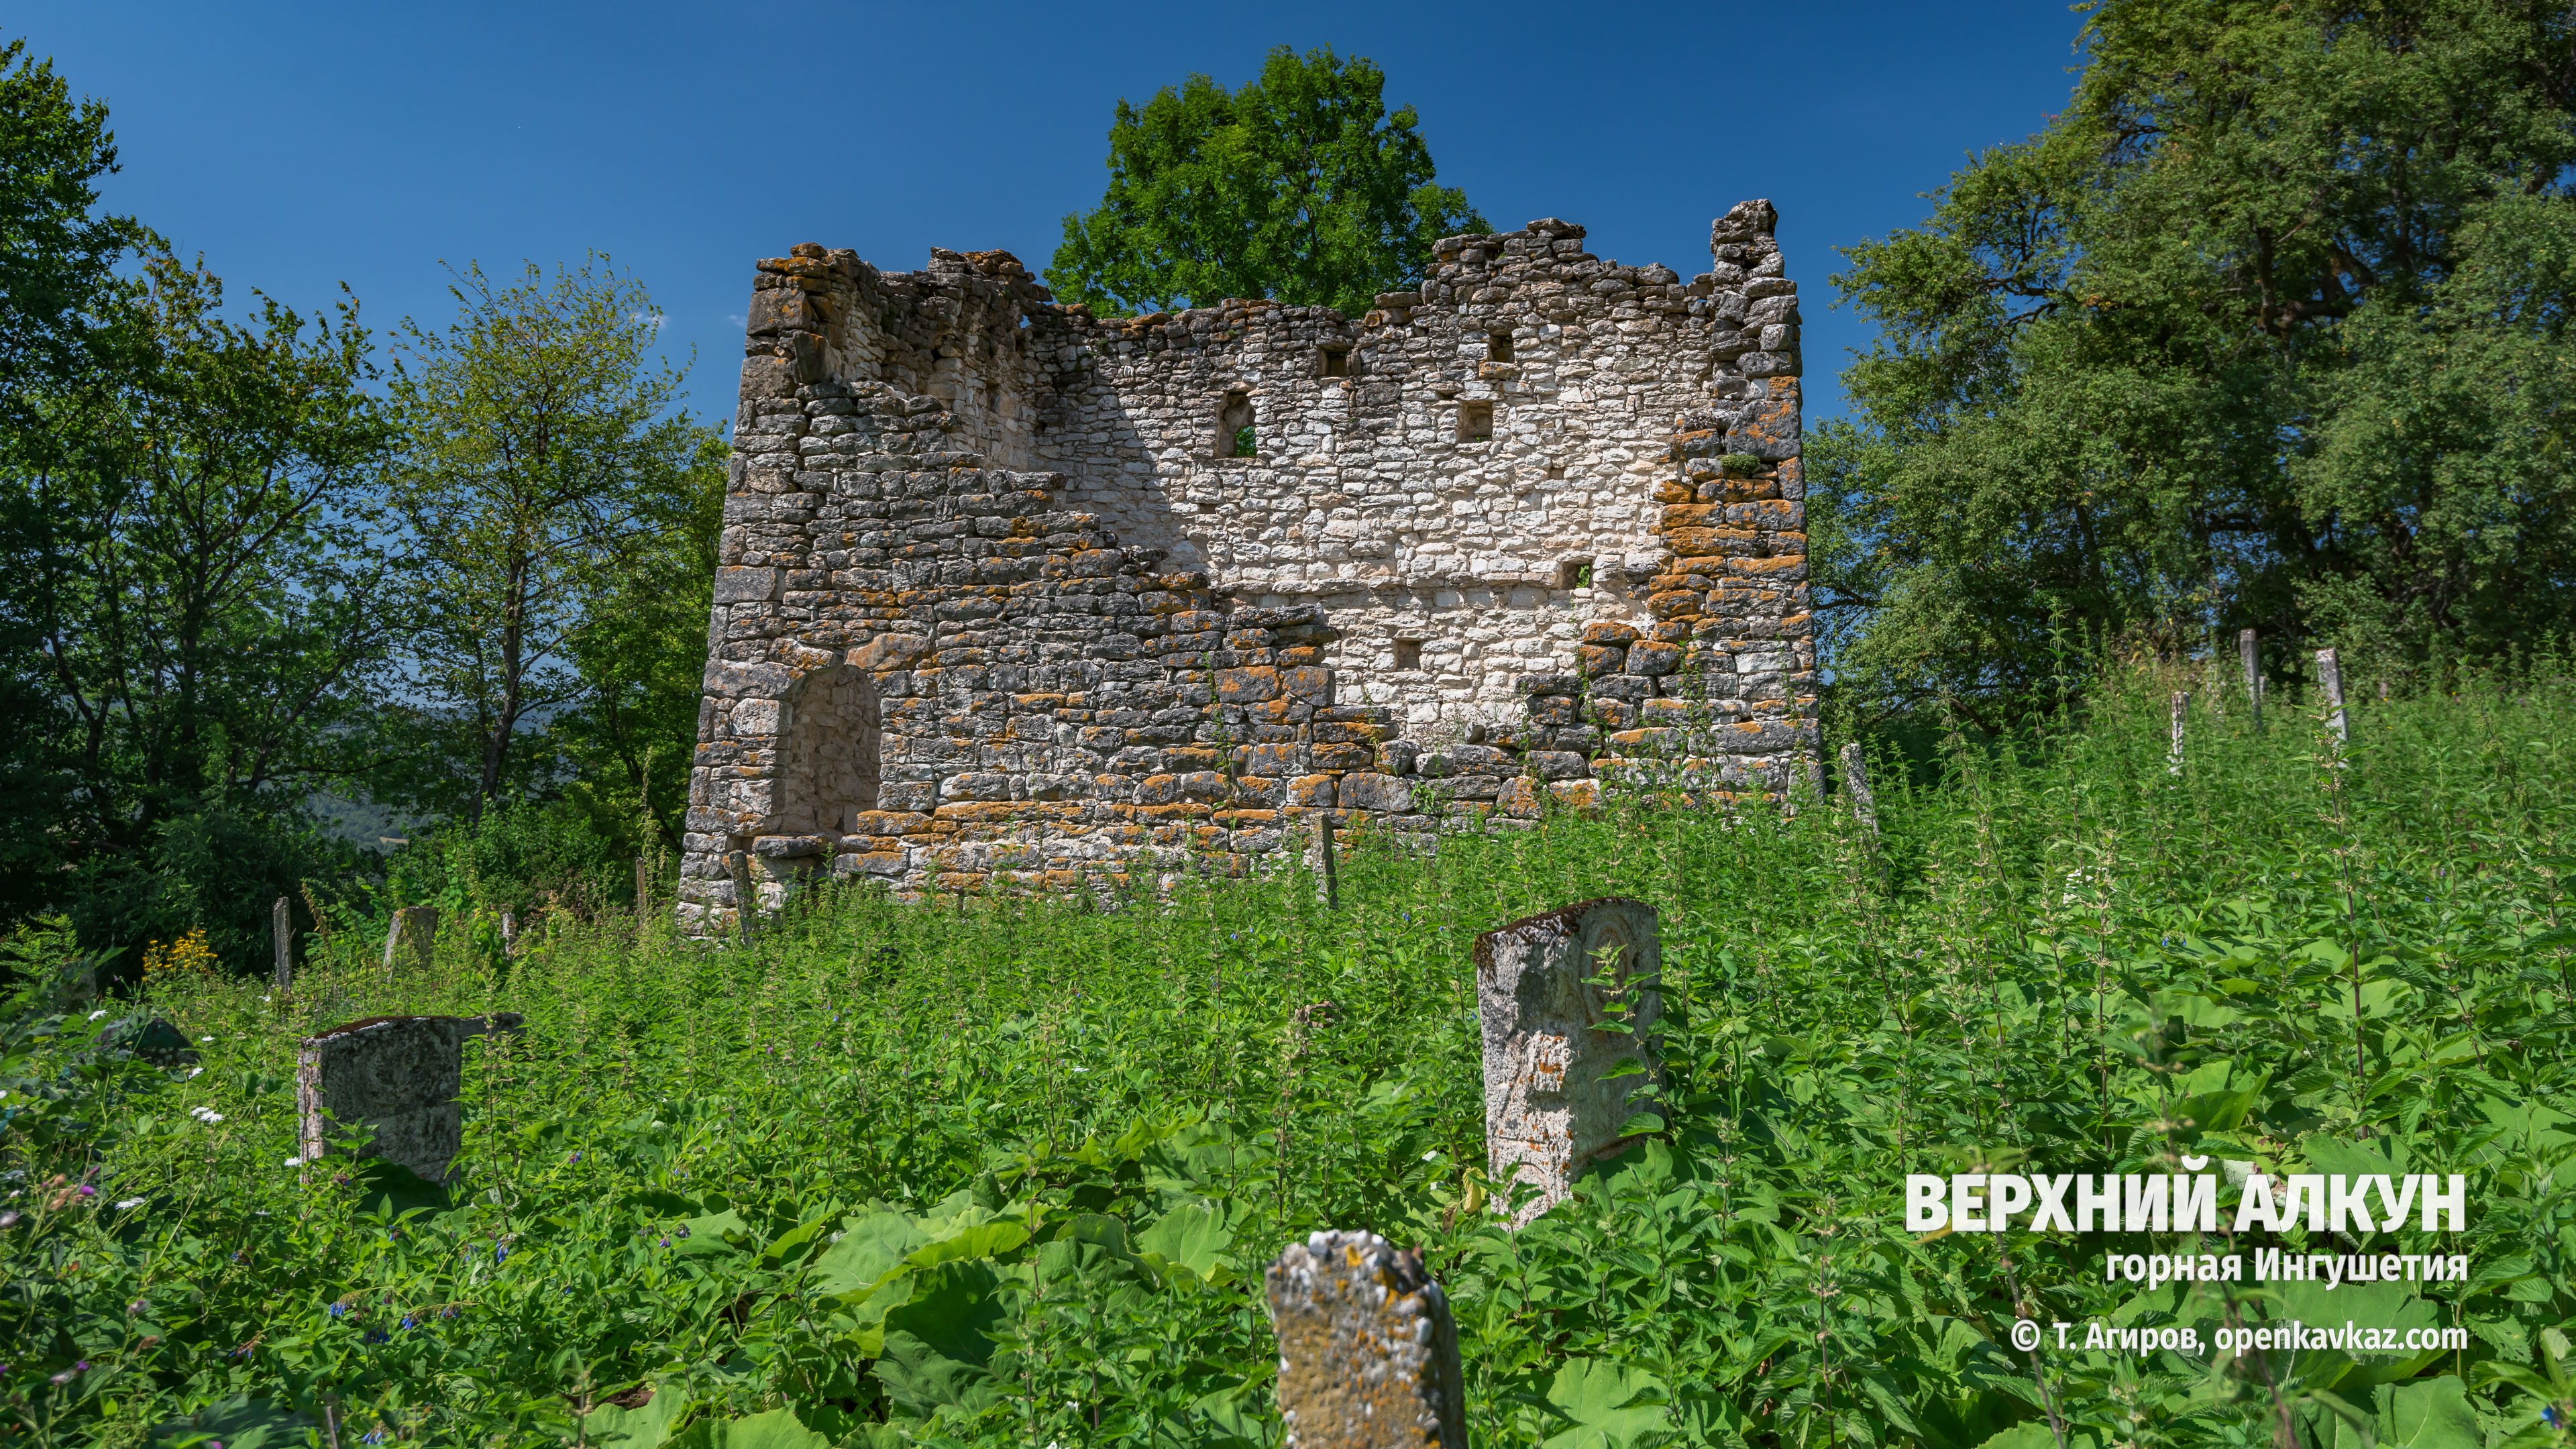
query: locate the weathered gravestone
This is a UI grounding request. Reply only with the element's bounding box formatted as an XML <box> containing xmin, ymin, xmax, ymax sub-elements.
<box><xmin>1474</xmin><ymin>898</ymin><xmax>1663</xmax><ymax>1227</ymax></box>
<box><xmin>296</xmin><ymin>1014</ymin><xmax>522</xmax><ymax>1182</ymax></box>
<box><xmin>381</xmin><ymin>907</ymin><xmax>439</xmax><ymax>973</ymax></box>
<box><xmin>1265</xmin><ymin>1230</ymin><xmax>1466</xmax><ymax>1449</ymax></box>
<box><xmin>1839</xmin><ymin>741</ymin><xmax>1878</xmax><ymax>837</ymax></box>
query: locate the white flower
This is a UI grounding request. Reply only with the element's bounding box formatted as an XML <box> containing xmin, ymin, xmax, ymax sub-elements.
<box><xmin>115</xmin><ymin>1197</ymin><xmax>145</xmax><ymax>1210</ymax></box>
<box><xmin>1423</xmin><ymin>1150</ymin><xmax>1441</xmax><ymax>1161</ymax></box>
<box><xmin>1069</xmin><ymin>1066</ymin><xmax>1089</xmax><ymax>1073</ymax></box>
<box><xmin>260</xmin><ymin>995</ymin><xmax>271</xmax><ymax>1002</ymax></box>
<box><xmin>88</xmin><ymin>1010</ymin><xmax>107</xmax><ymax>1020</ymax></box>
<box><xmin>191</xmin><ymin>1107</ymin><xmax>226</xmax><ymax>1124</ymax></box>
<box><xmin>199</xmin><ymin>1036</ymin><xmax>215</xmax><ymax>1043</ymax></box>
<box><xmin>283</xmin><ymin>1157</ymin><xmax>303</xmax><ymax>1168</ymax></box>
<box><xmin>184</xmin><ymin>1067</ymin><xmax>203</xmax><ymax>1079</ymax></box>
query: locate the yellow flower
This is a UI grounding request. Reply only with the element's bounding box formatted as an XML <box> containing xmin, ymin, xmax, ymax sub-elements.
<box><xmin>142</xmin><ymin>928</ymin><xmax>219</xmax><ymax>981</ymax></box>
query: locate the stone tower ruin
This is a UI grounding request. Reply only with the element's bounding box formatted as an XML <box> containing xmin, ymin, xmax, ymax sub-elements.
<box><xmin>680</xmin><ymin>201</ymin><xmax>1815</xmax><ymax>934</ymax></box>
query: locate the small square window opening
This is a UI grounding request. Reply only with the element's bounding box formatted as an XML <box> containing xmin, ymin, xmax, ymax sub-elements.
<box><xmin>1556</xmin><ymin>558</ymin><xmax>1593</xmax><ymax>590</ymax></box>
<box><xmin>1488</xmin><ymin>331</ymin><xmax>1515</xmax><ymax>362</ymax></box>
<box><xmin>1319</xmin><ymin>345</ymin><xmax>1350</xmax><ymax>378</ymax></box>
<box><xmin>1394</xmin><ymin>639</ymin><xmax>1424</xmax><ymax>670</ymax></box>
<box><xmin>1458</xmin><ymin>401</ymin><xmax>1494</xmax><ymax>443</ymax></box>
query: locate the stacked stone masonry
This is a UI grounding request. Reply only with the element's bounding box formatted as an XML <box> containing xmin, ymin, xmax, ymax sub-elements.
<box><xmin>682</xmin><ymin>202</ymin><xmax>1816</xmax><ymax>933</ymax></box>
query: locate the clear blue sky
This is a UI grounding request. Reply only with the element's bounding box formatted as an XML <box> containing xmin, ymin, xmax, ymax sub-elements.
<box><xmin>11</xmin><ymin>0</ymin><xmax>2088</xmax><ymax>426</ymax></box>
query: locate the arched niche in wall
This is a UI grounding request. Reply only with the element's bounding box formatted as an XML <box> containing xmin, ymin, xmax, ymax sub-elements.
<box><xmin>769</xmin><ymin>665</ymin><xmax>881</xmax><ymax>837</ymax></box>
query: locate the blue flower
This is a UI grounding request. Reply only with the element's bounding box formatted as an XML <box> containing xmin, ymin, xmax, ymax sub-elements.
<box><xmin>494</xmin><ymin>1245</ymin><xmax>509</xmax><ymax>1263</ymax></box>
<box><xmin>362</xmin><ymin>1430</ymin><xmax>386</xmax><ymax>1444</ymax></box>
<box><xmin>362</xmin><ymin>1329</ymin><xmax>389</xmax><ymax>1344</ymax></box>
<box><xmin>400</xmin><ymin>1316</ymin><xmax>418</xmax><ymax>1330</ymax></box>
<box><xmin>675</xmin><ymin>1225</ymin><xmax>690</xmax><ymax>1239</ymax></box>
<box><xmin>658</xmin><ymin>1237</ymin><xmax>669</xmax><ymax>1246</ymax></box>
<box><xmin>327</xmin><ymin>1303</ymin><xmax>348</xmax><ymax>1318</ymax></box>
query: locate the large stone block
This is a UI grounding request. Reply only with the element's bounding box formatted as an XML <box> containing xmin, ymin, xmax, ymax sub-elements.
<box><xmin>1337</xmin><ymin>771</ymin><xmax>1413</xmax><ymax>814</ymax></box>
<box><xmin>296</xmin><ymin>1014</ymin><xmax>523</xmax><ymax>1183</ymax></box>
<box><xmin>1474</xmin><ymin>898</ymin><xmax>1662</xmax><ymax>1226</ymax></box>
<box><xmin>1265</xmin><ymin>1230</ymin><xmax>1466</xmax><ymax>1449</ymax></box>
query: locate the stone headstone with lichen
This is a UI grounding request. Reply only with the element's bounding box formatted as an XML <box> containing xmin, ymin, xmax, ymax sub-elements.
<box><xmin>295</xmin><ymin>1014</ymin><xmax>521</xmax><ymax>1183</ymax></box>
<box><xmin>1474</xmin><ymin>898</ymin><xmax>1663</xmax><ymax>1226</ymax></box>
<box><xmin>1264</xmin><ymin>1230</ymin><xmax>1466</xmax><ymax>1449</ymax></box>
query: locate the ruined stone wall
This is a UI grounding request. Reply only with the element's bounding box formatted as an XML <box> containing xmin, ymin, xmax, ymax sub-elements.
<box><xmin>680</xmin><ymin>203</ymin><xmax>1815</xmax><ymax>934</ymax></box>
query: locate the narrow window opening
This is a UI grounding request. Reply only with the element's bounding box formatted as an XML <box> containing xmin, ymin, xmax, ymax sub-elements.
<box><xmin>1393</xmin><ymin>639</ymin><xmax>1424</xmax><ymax>670</ymax></box>
<box><xmin>1546</xmin><ymin>464</ymin><xmax>1566</xmax><ymax>480</ymax></box>
<box><xmin>1319</xmin><ymin>345</ymin><xmax>1350</xmax><ymax>378</ymax></box>
<box><xmin>1216</xmin><ymin>390</ymin><xmax>1254</xmax><ymax>458</ymax></box>
<box><xmin>1556</xmin><ymin>558</ymin><xmax>1593</xmax><ymax>590</ymax></box>
<box><xmin>1458</xmin><ymin>400</ymin><xmax>1494</xmax><ymax>443</ymax></box>
<box><xmin>1488</xmin><ymin>331</ymin><xmax>1515</xmax><ymax>362</ymax></box>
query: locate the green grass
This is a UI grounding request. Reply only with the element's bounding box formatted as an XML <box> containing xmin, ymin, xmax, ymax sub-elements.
<box><xmin>7</xmin><ymin>668</ymin><xmax>2574</xmax><ymax>1448</ymax></box>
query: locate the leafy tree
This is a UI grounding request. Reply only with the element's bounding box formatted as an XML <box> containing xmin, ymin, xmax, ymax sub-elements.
<box><xmin>11</xmin><ymin>258</ymin><xmax>400</xmax><ymax>965</ymax></box>
<box><xmin>552</xmin><ymin>429</ymin><xmax>725</xmax><ymax>858</ymax></box>
<box><xmin>1047</xmin><ymin>46</ymin><xmax>1486</xmax><ymax>317</ymax></box>
<box><xmin>0</xmin><ymin>36</ymin><xmax>149</xmax><ymax>437</ymax></box>
<box><xmin>1815</xmin><ymin>0</ymin><xmax>2576</xmax><ymax>722</ymax></box>
<box><xmin>0</xmin><ymin>37</ymin><xmax>153</xmax><ymax>926</ymax></box>
<box><xmin>386</xmin><ymin>256</ymin><xmax>719</xmax><ymax>821</ymax></box>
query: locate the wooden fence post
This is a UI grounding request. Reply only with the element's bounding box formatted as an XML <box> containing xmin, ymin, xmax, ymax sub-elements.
<box><xmin>2167</xmin><ymin>691</ymin><xmax>2189</xmax><ymax>775</ymax></box>
<box><xmin>271</xmin><ymin>896</ymin><xmax>292</xmax><ymax>993</ymax></box>
<box><xmin>2240</xmin><ymin>629</ymin><xmax>2263</xmax><ymax>731</ymax></box>
<box><xmin>1309</xmin><ymin>811</ymin><xmax>1338</xmax><ymax>909</ymax></box>
<box><xmin>726</xmin><ymin>851</ymin><xmax>759</xmax><ymax>945</ymax></box>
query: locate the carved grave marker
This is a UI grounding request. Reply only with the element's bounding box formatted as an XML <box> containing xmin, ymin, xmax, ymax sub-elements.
<box><xmin>296</xmin><ymin>1013</ymin><xmax>522</xmax><ymax>1183</ymax></box>
<box><xmin>1265</xmin><ymin>1230</ymin><xmax>1466</xmax><ymax>1449</ymax></box>
<box><xmin>1474</xmin><ymin>898</ymin><xmax>1663</xmax><ymax>1226</ymax></box>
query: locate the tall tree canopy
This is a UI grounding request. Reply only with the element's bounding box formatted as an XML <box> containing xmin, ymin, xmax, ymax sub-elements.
<box><xmin>385</xmin><ymin>256</ymin><xmax>720</xmax><ymax>824</ymax></box>
<box><xmin>1047</xmin><ymin>46</ymin><xmax>1485</xmax><ymax>317</ymax></box>
<box><xmin>1813</xmin><ymin>0</ymin><xmax>2576</xmax><ymax>722</ymax></box>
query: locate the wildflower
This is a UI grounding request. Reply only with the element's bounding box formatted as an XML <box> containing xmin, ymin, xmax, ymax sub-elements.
<box><xmin>674</xmin><ymin>1225</ymin><xmax>689</xmax><ymax>1240</ymax></box>
<box><xmin>75</xmin><ymin>1185</ymin><xmax>95</xmax><ymax>1198</ymax></box>
<box><xmin>283</xmin><ymin>1157</ymin><xmax>303</xmax><ymax>1168</ymax></box>
<box><xmin>199</xmin><ymin>1035</ymin><xmax>215</xmax><ymax>1044</ymax></box>
<box><xmin>89</xmin><ymin>1009</ymin><xmax>107</xmax><ymax>1020</ymax></box>
<box><xmin>400</xmin><ymin>1316</ymin><xmax>417</xmax><ymax>1330</ymax></box>
<box><xmin>1422</xmin><ymin>1150</ymin><xmax>1440</xmax><ymax>1161</ymax></box>
<box><xmin>567</xmin><ymin>1152</ymin><xmax>580</xmax><ymax>1164</ymax></box>
<box><xmin>230</xmin><ymin>1252</ymin><xmax>244</xmax><ymax>1264</ymax></box>
<box><xmin>495</xmin><ymin>1244</ymin><xmax>510</xmax><ymax>1263</ymax></box>
<box><xmin>363</xmin><ymin>1328</ymin><xmax>388</xmax><ymax>1344</ymax></box>
<box><xmin>128</xmin><ymin>1299</ymin><xmax>147</xmax><ymax>1314</ymax></box>
<box><xmin>191</xmin><ymin>1107</ymin><xmax>225</xmax><ymax>1124</ymax></box>
<box><xmin>50</xmin><ymin>1361</ymin><xmax>87</xmax><ymax>1385</ymax></box>
<box><xmin>327</xmin><ymin>1303</ymin><xmax>348</xmax><ymax>1317</ymax></box>
<box><xmin>0</xmin><ymin>1211</ymin><xmax>14</xmax><ymax>1230</ymax></box>
<box><xmin>363</xmin><ymin>1432</ymin><xmax>386</xmax><ymax>1445</ymax></box>
<box><xmin>658</xmin><ymin>1237</ymin><xmax>669</xmax><ymax>1247</ymax></box>
<box><xmin>116</xmin><ymin>1197</ymin><xmax>144</xmax><ymax>1209</ymax></box>
<box><xmin>186</xmin><ymin>1067</ymin><xmax>204</xmax><ymax>1079</ymax></box>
